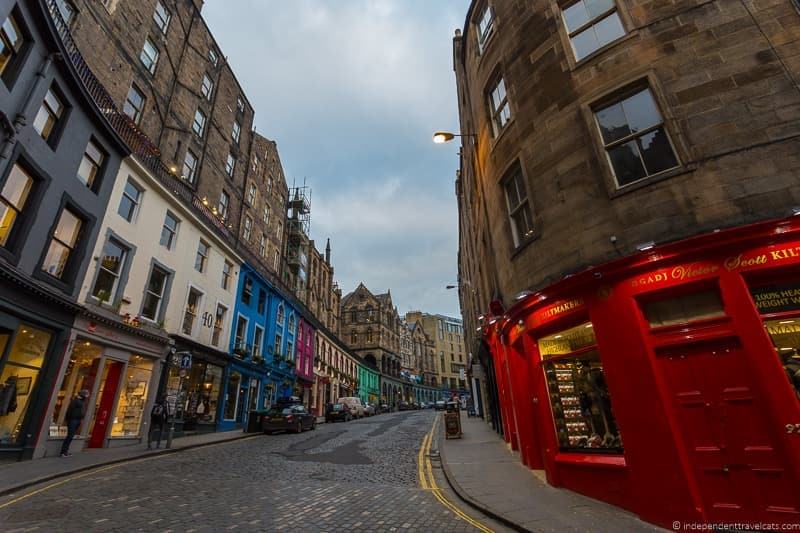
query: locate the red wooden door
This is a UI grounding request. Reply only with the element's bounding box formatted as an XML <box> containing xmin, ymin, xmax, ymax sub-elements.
<box><xmin>88</xmin><ymin>361</ymin><xmax>123</xmax><ymax>448</ymax></box>
<box><xmin>656</xmin><ymin>338</ymin><xmax>800</xmax><ymax>524</ymax></box>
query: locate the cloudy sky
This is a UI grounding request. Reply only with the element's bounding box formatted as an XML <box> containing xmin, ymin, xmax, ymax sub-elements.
<box><xmin>202</xmin><ymin>0</ymin><xmax>470</xmax><ymax>318</ymax></box>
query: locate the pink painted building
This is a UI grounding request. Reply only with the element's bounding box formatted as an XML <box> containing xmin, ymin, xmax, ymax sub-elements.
<box><xmin>295</xmin><ymin>318</ymin><xmax>316</xmax><ymax>410</ymax></box>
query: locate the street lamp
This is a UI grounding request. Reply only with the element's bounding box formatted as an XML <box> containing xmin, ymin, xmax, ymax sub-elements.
<box><xmin>432</xmin><ymin>131</ymin><xmax>476</xmax><ymax>144</ymax></box>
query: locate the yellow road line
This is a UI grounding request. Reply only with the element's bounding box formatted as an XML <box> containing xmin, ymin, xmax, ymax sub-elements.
<box><xmin>417</xmin><ymin>430</ymin><xmax>431</xmax><ymax>489</ymax></box>
<box><xmin>0</xmin><ymin>435</ymin><xmax>261</xmax><ymax>510</ymax></box>
<box><xmin>421</xmin><ymin>414</ymin><xmax>494</xmax><ymax>533</ymax></box>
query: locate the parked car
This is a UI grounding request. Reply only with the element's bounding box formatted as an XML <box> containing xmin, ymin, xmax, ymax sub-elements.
<box><xmin>434</xmin><ymin>400</ymin><xmax>446</xmax><ymax>411</ymax></box>
<box><xmin>263</xmin><ymin>403</ymin><xmax>316</xmax><ymax>434</ymax></box>
<box><xmin>325</xmin><ymin>403</ymin><xmax>352</xmax><ymax>423</ymax></box>
<box><xmin>363</xmin><ymin>403</ymin><xmax>375</xmax><ymax>416</ymax></box>
<box><xmin>380</xmin><ymin>403</ymin><xmax>389</xmax><ymax>413</ymax></box>
<box><xmin>398</xmin><ymin>401</ymin><xmax>412</xmax><ymax>411</ymax></box>
<box><xmin>338</xmin><ymin>397</ymin><xmax>365</xmax><ymax>418</ymax></box>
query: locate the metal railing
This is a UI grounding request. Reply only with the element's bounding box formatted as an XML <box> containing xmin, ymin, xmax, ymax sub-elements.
<box><xmin>43</xmin><ymin>0</ymin><xmax>230</xmax><ymax>240</ymax></box>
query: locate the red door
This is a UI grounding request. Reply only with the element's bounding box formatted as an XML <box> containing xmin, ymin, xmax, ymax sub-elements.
<box><xmin>656</xmin><ymin>338</ymin><xmax>800</xmax><ymax>524</ymax></box>
<box><xmin>88</xmin><ymin>361</ymin><xmax>123</xmax><ymax>448</ymax></box>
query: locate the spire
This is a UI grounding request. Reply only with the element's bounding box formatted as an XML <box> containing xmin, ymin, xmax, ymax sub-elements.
<box><xmin>325</xmin><ymin>238</ymin><xmax>331</xmax><ymax>265</ymax></box>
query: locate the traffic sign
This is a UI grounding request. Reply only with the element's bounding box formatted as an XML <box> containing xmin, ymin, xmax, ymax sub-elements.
<box><xmin>179</xmin><ymin>352</ymin><xmax>192</xmax><ymax>369</ymax></box>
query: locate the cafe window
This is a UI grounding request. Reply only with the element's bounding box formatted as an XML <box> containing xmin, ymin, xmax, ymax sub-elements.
<box><xmin>110</xmin><ymin>355</ymin><xmax>153</xmax><ymax>437</ymax></box>
<box><xmin>0</xmin><ymin>163</ymin><xmax>34</xmax><ymax>247</ymax></box>
<box><xmin>539</xmin><ymin>322</ymin><xmax>622</xmax><ymax>453</ymax></box>
<box><xmin>641</xmin><ymin>289</ymin><xmax>724</xmax><ymax>328</ymax></box>
<box><xmin>1</xmin><ymin>324</ymin><xmax>51</xmax><ymax>444</ymax></box>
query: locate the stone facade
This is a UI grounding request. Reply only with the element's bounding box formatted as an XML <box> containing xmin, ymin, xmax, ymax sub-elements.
<box><xmin>408</xmin><ymin>313</ymin><xmax>466</xmax><ymax>391</ymax></box>
<box><xmin>340</xmin><ymin>284</ymin><xmax>401</xmax><ymax>377</ymax></box>
<box><xmin>304</xmin><ymin>239</ymin><xmax>341</xmax><ymax>337</ymax></box>
<box><xmin>453</xmin><ymin>0</ymin><xmax>800</xmax><ymax>356</ymax></box>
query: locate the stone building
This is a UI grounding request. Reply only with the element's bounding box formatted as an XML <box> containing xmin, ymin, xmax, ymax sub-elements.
<box><xmin>407</xmin><ymin>313</ymin><xmax>465</xmax><ymax>393</ymax></box>
<box><xmin>304</xmin><ymin>239</ymin><xmax>341</xmax><ymax>337</ymax></box>
<box><xmin>54</xmin><ymin>0</ymin><xmax>289</xmax><ymax>282</ymax></box>
<box><xmin>340</xmin><ymin>283</ymin><xmax>401</xmax><ymax>377</ymax></box>
<box><xmin>452</xmin><ymin>0</ymin><xmax>800</xmax><ymax>528</ymax></box>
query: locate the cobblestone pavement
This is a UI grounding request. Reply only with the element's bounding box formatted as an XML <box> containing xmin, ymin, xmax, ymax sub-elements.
<box><xmin>0</xmin><ymin>411</ymin><xmax>485</xmax><ymax>532</ymax></box>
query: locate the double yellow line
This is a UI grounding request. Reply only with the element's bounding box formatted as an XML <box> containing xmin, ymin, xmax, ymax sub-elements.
<box><xmin>418</xmin><ymin>415</ymin><xmax>494</xmax><ymax>533</ymax></box>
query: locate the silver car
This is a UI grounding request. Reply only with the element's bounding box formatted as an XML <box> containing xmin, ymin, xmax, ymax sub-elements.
<box><xmin>363</xmin><ymin>403</ymin><xmax>375</xmax><ymax>416</ymax></box>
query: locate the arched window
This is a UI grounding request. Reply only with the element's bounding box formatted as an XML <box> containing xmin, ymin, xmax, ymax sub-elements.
<box><xmin>276</xmin><ymin>304</ymin><xmax>285</xmax><ymax>325</ymax></box>
<box><xmin>351</xmin><ymin>330</ymin><xmax>358</xmax><ymax>344</ymax></box>
<box><xmin>288</xmin><ymin>312</ymin><xmax>295</xmax><ymax>331</ymax></box>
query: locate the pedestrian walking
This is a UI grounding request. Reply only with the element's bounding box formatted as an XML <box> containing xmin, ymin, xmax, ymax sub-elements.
<box><xmin>60</xmin><ymin>389</ymin><xmax>88</xmax><ymax>457</ymax></box>
<box><xmin>147</xmin><ymin>396</ymin><xmax>169</xmax><ymax>449</ymax></box>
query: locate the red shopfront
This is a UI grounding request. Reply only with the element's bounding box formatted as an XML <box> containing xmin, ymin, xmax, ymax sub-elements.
<box><xmin>485</xmin><ymin>217</ymin><xmax>800</xmax><ymax>529</ymax></box>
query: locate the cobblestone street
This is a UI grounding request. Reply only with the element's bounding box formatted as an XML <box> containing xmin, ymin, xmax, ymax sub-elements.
<box><xmin>0</xmin><ymin>411</ymin><xmax>492</xmax><ymax>532</ymax></box>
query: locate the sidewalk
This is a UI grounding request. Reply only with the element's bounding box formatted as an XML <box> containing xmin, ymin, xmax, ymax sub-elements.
<box><xmin>0</xmin><ymin>429</ymin><xmax>256</xmax><ymax>498</ymax></box>
<box><xmin>437</xmin><ymin>415</ymin><xmax>662</xmax><ymax>533</ymax></box>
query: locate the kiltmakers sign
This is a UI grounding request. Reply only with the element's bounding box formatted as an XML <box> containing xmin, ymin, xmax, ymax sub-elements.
<box><xmin>750</xmin><ymin>284</ymin><xmax>800</xmax><ymax>314</ymax></box>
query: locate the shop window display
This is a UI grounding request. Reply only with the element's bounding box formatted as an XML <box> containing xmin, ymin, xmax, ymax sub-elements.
<box><xmin>1</xmin><ymin>325</ymin><xmax>50</xmax><ymax>444</ymax></box>
<box><xmin>50</xmin><ymin>341</ymin><xmax>102</xmax><ymax>437</ymax></box>
<box><xmin>111</xmin><ymin>356</ymin><xmax>153</xmax><ymax>437</ymax></box>
<box><xmin>764</xmin><ymin>318</ymin><xmax>800</xmax><ymax>400</ymax></box>
<box><xmin>166</xmin><ymin>360</ymin><xmax>222</xmax><ymax>429</ymax></box>
<box><xmin>539</xmin><ymin>322</ymin><xmax>622</xmax><ymax>452</ymax></box>
<box><xmin>224</xmin><ymin>371</ymin><xmax>241</xmax><ymax>420</ymax></box>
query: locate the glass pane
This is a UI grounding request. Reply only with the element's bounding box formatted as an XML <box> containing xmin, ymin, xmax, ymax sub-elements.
<box><xmin>148</xmin><ymin>268</ymin><xmax>166</xmax><ymax>295</ymax></box>
<box><xmin>608</xmin><ymin>141</ymin><xmax>646</xmax><ymax>186</ymax></box>
<box><xmin>642</xmin><ymin>290</ymin><xmax>725</xmax><ymax>328</ymax></box>
<box><xmin>571</xmin><ymin>27</ymin><xmax>599</xmax><ymax>61</ymax></box>
<box><xmin>504</xmin><ymin>178</ymin><xmax>521</xmax><ymax>210</ymax></box>
<box><xmin>32</xmin><ymin>106</ymin><xmax>54</xmax><ymax>139</ymax></box>
<box><xmin>44</xmin><ymin>89</ymin><xmax>63</xmax><ymax>116</ymax></box>
<box><xmin>42</xmin><ymin>240</ymin><xmax>71</xmax><ymax>278</ymax></box>
<box><xmin>2</xmin><ymin>164</ymin><xmax>33</xmax><ymax>208</ymax></box>
<box><xmin>0</xmin><ymin>363</ymin><xmax>40</xmax><ymax>444</ymax></box>
<box><xmin>7</xmin><ymin>324</ymin><xmax>50</xmax><ymax>367</ymax></box>
<box><xmin>622</xmin><ymin>89</ymin><xmax>661</xmax><ymax>134</ymax></box>
<box><xmin>3</xmin><ymin>15</ymin><xmax>21</xmax><ymax>51</ymax></box>
<box><xmin>639</xmin><ymin>128</ymin><xmax>678</xmax><ymax>175</ymax></box>
<box><xmin>76</xmin><ymin>156</ymin><xmax>98</xmax><ymax>188</ymax></box>
<box><xmin>85</xmin><ymin>141</ymin><xmax>104</xmax><ymax>165</ymax></box>
<box><xmin>543</xmin><ymin>349</ymin><xmax>622</xmax><ymax>452</ymax></box>
<box><xmin>585</xmin><ymin>0</ymin><xmax>615</xmax><ymax>19</ymax></box>
<box><xmin>594</xmin><ymin>12</ymin><xmax>625</xmax><ymax>48</ymax></box>
<box><xmin>124</xmin><ymin>180</ymin><xmax>140</xmax><ymax>202</ymax></box>
<box><xmin>100</xmin><ymin>240</ymin><xmax>125</xmax><ymax>275</ymax></box>
<box><xmin>763</xmin><ymin>318</ymin><xmax>800</xmax><ymax>400</ymax></box>
<box><xmin>0</xmin><ymin>37</ymin><xmax>12</xmax><ymax>77</ymax></box>
<box><xmin>92</xmin><ymin>269</ymin><xmax>117</xmax><ymax>302</ymax></box>
<box><xmin>53</xmin><ymin>209</ymin><xmax>82</xmax><ymax>247</ymax></box>
<box><xmin>0</xmin><ymin>200</ymin><xmax>17</xmax><ymax>246</ymax></box>
<box><xmin>595</xmin><ymin>102</ymin><xmax>629</xmax><ymax>143</ymax></box>
<box><xmin>563</xmin><ymin>1</ymin><xmax>589</xmax><ymax>33</ymax></box>
<box><xmin>111</xmin><ymin>356</ymin><xmax>153</xmax><ymax>437</ymax></box>
<box><xmin>224</xmin><ymin>372</ymin><xmax>241</xmax><ymax>420</ymax></box>
<box><xmin>118</xmin><ymin>195</ymin><xmax>135</xmax><ymax>221</ymax></box>
<box><xmin>141</xmin><ymin>293</ymin><xmax>159</xmax><ymax>320</ymax></box>
<box><xmin>50</xmin><ymin>340</ymin><xmax>100</xmax><ymax>435</ymax></box>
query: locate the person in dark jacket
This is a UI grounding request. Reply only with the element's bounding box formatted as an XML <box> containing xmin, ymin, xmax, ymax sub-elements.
<box><xmin>60</xmin><ymin>389</ymin><xmax>88</xmax><ymax>457</ymax></box>
<box><xmin>147</xmin><ymin>396</ymin><xmax>170</xmax><ymax>450</ymax></box>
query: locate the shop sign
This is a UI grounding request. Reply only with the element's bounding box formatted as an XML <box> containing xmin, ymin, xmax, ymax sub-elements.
<box><xmin>724</xmin><ymin>242</ymin><xmax>800</xmax><ymax>272</ymax></box>
<box><xmin>630</xmin><ymin>262</ymin><xmax>719</xmax><ymax>289</ymax></box>
<box><xmin>530</xmin><ymin>298</ymin><xmax>585</xmax><ymax>327</ymax></box>
<box><xmin>751</xmin><ymin>284</ymin><xmax>800</xmax><ymax>314</ymax></box>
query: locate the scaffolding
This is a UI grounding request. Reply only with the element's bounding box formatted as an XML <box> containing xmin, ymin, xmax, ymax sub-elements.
<box><xmin>285</xmin><ymin>182</ymin><xmax>311</xmax><ymax>296</ymax></box>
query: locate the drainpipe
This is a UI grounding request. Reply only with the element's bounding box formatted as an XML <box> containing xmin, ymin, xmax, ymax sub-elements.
<box><xmin>0</xmin><ymin>53</ymin><xmax>59</xmax><ymax>160</ymax></box>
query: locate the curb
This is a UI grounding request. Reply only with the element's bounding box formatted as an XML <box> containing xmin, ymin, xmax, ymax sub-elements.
<box><xmin>0</xmin><ymin>432</ymin><xmax>258</xmax><ymax>499</ymax></box>
<box><xmin>435</xmin><ymin>423</ymin><xmax>532</xmax><ymax>533</ymax></box>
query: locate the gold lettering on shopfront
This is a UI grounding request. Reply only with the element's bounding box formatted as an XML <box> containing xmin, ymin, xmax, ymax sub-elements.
<box><xmin>540</xmin><ymin>298</ymin><xmax>584</xmax><ymax>319</ymax></box>
<box><xmin>671</xmin><ymin>263</ymin><xmax>718</xmax><ymax>281</ymax></box>
<box><xmin>753</xmin><ymin>288</ymin><xmax>800</xmax><ymax>311</ymax></box>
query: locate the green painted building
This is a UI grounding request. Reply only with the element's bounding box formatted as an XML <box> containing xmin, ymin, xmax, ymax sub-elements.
<box><xmin>357</xmin><ymin>363</ymin><xmax>380</xmax><ymax>406</ymax></box>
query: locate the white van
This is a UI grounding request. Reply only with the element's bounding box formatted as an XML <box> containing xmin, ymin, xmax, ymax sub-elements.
<box><xmin>337</xmin><ymin>397</ymin><xmax>365</xmax><ymax>419</ymax></box>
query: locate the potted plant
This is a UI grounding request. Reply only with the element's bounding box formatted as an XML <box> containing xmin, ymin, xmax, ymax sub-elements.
<box><xmin>252</xmin><ymin>354</ymin><xmax>265</xmax><ymax>365</ymax></box>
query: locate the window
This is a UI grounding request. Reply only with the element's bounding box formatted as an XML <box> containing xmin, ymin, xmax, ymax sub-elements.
<box><xmin>223</xmin><ymin>372</ymin><xmax>241</xmax><ymax>420</ymax></box>
<box><xmin>218</xmin><ymin>190</ymin><xmax>230</xmax><ymax>219</ymax></box>
<box><xmin>123</xmin><ymin>84</ymin><xmax>145</xmax><ymax>125</ymax></box>
<box><xmin>247</xmin><ymin>183</ymin><xmax>256</xmax><ymax>205</ymax></box>
<box><xmin>487</xmin><ymin>76</ymin><xmax>510</xmax><ymax>136</ymax></box>
<box><xmin>503</xmin><ymin>168</ymin><xmax>534</xmax><ymax>247</ymax></box>
<box><xmin>140</xmin><ymin>37</ymin><xmax>159</xmax><ymax>74</ymax></box>
<box><xmin>0</xmin><ymin>11</ymin><xmax>25</xmax><ymax>82</ymax></box>
<box><xmin>276</xmin><ymin>304</ymin><xmax>285</xmax><ymax>326</ymax></box>
<box><xmin>117</xmin><ymin>179</ymin><xmax>142</xmax><ymax>222</ymax></box>
<box><xmin>141</xmin><ymin>265</ymin><xmax>168</xmax><ymax>320</ymax></box>
<box><xmin>253</xmin><ymin>325</ymin><xmax>264</xmax><ymax>358</ymax></box>
<box><xmin>240</xmin><ymin>277</ymin><xmax>253</xmax><ymax>306</ymax></box>
<box><xmin>91</xmin><ymin>238</ymin><xmax>126</xmax><ymax>303</ymax></box>
<box><xmin>243</xmin><ymin>215</ymin><xmax>252</xmax><ymax>242</ymax></box>
<box><xmin>225</xmin><ymin>153</ymin><xmax>235</xmax><ymax>177</ymax></box>
<box><xmin>476</xmin><ymin>3</ymin><xmax>494</xmax><ymax>52</ymax></box>
<box><xmin>288</xmin><ymin>313</ymin><xmax>295</xmax><ymax>331</ymax></box>
<box><xmin>594</xmin><ymin>87</ymin><xmax>678</xmax><ymax>187</ymax></box>
<box><xmin>200</xmin><ymin>73</ymin><xmax>213</xmax><ymax>100</ymax></box>
<box><xmin>160</xmin><ymin>211</ymin><xmax>179</xmax><ymax>250</ymax></box>
<box><xmin>232</xmin><ymin>120</ymin><xmax>241</xmax><ymax>144</ymax></box>
<box><xmin>41</xmin><ymin>207</ymin><xmax>83</xmax><ymax>280</ymax></box>
<box><xmin>208</xmin><ymin>48</ymin><xmax>218</xmax><ymax>66</ymax></box>
<box><xmin>259</xmin><ymin>233</ymin><xmax>266</xmax><ymax>257</ymax></box>
<box><xmin>211</xmin><ymin>303</ymin><xmax>227</xmax><ymax>347</ymax></box>
<box><xmin>641</xmin><ymin>290</ymin><xmax>724</xmax><ymax>328</ymax></box>
<box><xmin>153</xmin><ymin>1</ymin><xmax>170</xmax><ymax>35</ymax></box>
<box><xmin>192</xmin><ymin>108</ymin><xmax>206</xmax><ymax>137</ymax></box>
<box><xmin>236</xmin><ymin>96</ymin><xmax>245</xmax><ymax>114</ymax></box>
<box><xmin>563</xmin><ymin>0</ymin><xmax>625</xmax><ymax>61</ymax></box>
<box><xmin>222</xmin><ymin>260</ymin><xmax>233</xmax><ymax>290</ymax></box>
<box><xmin>272</xmin><ymin>249</ymin><xmax>279</xmax><ymax>272</ymax></box>
<box><xmin>195</xmin><ymin>240</ymin><xmax>209</xmax><ymax>272</ymax></box>
<box><xmin>257</xmin><ymin>289</ymin><xmax>266</xmax><ymax>314</ymax></box>
<box><xmin>274</xmin><ymin>332</ymin><xmax>283</xmax><ymax>357</ymax></box>
<box><xmin>267</xmin><ymin>175</ymin><xmax>273</xmax><ymax>193</ymax></box>
<box><xmin>54</xmin><ymin>0</ymin><xmax>75</xmax><ymax>25</ymax></box>
<box><xmin>276</xmin><ymin>221</ymin><xmax>282</xmax><ymax>239</ymax></box>
<box><xmin>182</xmin><ymin>287</ymin><xmax>203</xmax><ymax>336</ymax></box>
<box><xmin>33</xmin><ymin>87</ymin><xmax>64</xmax><ymax>142</ymax></box>
<box><xmin>76</xmin><ymin>139</ymin><xmax>104</xmax><ymax>190</ymax></box>
<box><xmin>539</xmin><ymin>322</ymin><xmax>622</xmax><ymax>453</ymax></box>
<box><xmin>233</xmin><ymin>315</ymin><xmax>247</xmax><ymax>352</ymax></box>
<box><xmin>182</xmin><ymin>149</ymin><xmax>198</xmax><ymax>183</ymax></box>
<box><xmin>0</xmin><ymin>163</ymin><xmax>33</xmax><ymax>246</ymax></box>
<box><xmin>262</xmin><ymin>204</ymin><xmax>270</xmax><ymax>224</ymax></box>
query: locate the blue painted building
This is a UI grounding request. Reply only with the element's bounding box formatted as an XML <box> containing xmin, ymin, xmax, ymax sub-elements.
<box><xmin>218</xmin><ymin>262</ymin><xmax>298</xmax><ymax>431</ymax></box>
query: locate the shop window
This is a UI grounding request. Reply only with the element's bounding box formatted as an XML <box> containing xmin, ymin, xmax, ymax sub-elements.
<box><xmin>2</xmin><ymin>325</ymin><xmax>51</xmax><ymax>444</ymax></box>
<box><xmin>0</xmin><ymin>163</ymin><xmax>34</xmax><ymax>247</ymax></box>
<box><xmin>539</xmin><ymin>322</ymin><xmax>622</xmax><ymax>453</ymax></box>
<box><xmin>211</xmin><ymin>303</ymin><xmax>227</xmax><ymax>347</ymax></box>
<box><xmin>76</xmin><ymin>139</ymin><xmax>105</xmax><ymax>191</ymax></box>
<box><xmin>50</xmin><ymin>340</ymin><xmax>100</xmax><ymax>437</ymax></box>
<box><xmin>166</xmin><ymin>361</ymin><xmax>221</xmax><ymax>425</ymax></box>
<box><xmin>41</xmin><ymin>207</ymin><xmax>83</xmax><ymax>280</ymax></box>
<box><xmin>224</xmin><ymin>371</ymin><xmax>242</xmax><ymax>420</ymax></box>
<box><xmin>642</xmin><ymin>290</ymin><xmax>724</xmax><ymax>328</ymax></box>
<box><xmin>562</xmin><ymin>0</ymin><xmax>625</xmax><ymax>61</ymax></box>
<box><xmin>594</xmin><ymin>87</ymin><xmax>678</xmax><ymax>188</ymax></box>
<box><xmin>110</xmin><ymin>356</ymin><xmax>153</xmax><ymax>437</ymax></box>
<box><xmin>763</xmin><ymin>318</ymin><xmax>800</xmax><ymax>400</ymax></box>
<box><xmin>91</xmin><ymin>237</ymin><xmax>128</xmax><ymax>303</ymax></box>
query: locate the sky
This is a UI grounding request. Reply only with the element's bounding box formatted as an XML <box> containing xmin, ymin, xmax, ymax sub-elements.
<box><xmin>203</xmin><ymin>0</ymin><xmax>471</xmax><ymax>318</ymax></box>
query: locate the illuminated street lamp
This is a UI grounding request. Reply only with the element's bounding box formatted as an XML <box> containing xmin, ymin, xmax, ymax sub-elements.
<box><xmin>432</xmin><ymin>131</ymin><xmax>476</xmax><ymax>144</ymax></box>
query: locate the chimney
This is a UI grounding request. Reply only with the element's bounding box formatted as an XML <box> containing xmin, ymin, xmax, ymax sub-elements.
<box><xmin>325</xmin><ymin>238</ymin><xmax>331</xmax><ymax>265</ymax></box>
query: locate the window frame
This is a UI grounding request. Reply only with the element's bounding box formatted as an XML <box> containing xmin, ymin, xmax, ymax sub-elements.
<box><xmin>182</xmin><ymin>149</ymin><xmax>198</xmax><ymax>184</ymax></box>
<box><xmin>211</xmin><ymin>302</ymin><xmax>228</xmax><ymax>347</ymax></box>
<box><xmin>232</xmin><ymin>120</ymin><xmax>241</xmax><ymax>144</ymax></box>
<box><xmin>35</xmin><ymin>197</ymin><xmax>94</xmax><ymax>289</ymax></box>
<box><xmin>117</xmin><ymin>177</ymin><xmax>143</xmax><ymax>223</ymax></box>
<box><xmin>33</xmin><ymin>84</ymin><xmax>69</xmax><ymax>147</ymax></box>
<box><xmin>560</xmin><ymin>0</ymin><xmax>627</xmax><ymax>64</ymax></box>
<box><xmin>243</xmin><ymin>215</ymin><xmax>253</xmax><ymax>242</ymax></box>
<box><xmin>486</xmin><ymin>73</ymin><xmax>511</xmax><ymax>138</ymax></box>
<box><xmin>159</xmin><ymin>210</ymin><xmax>179</xmax><ymax>250</ymax></box>
<box><xmin>225</xmin><ymin>152</ymin><xmax>235</xmax><ymax>177</ymax></box>
<box><xmin>501</xmin><ymin>164</ymin><xmax>536</xmax><ymax>250</ymax></box>
<box><xmin>195</xmin><ymin>239</ymin><xmax>210</xmax><ymax>273</ymax></box>
<box><xmin>181</xmin><ymin>285</ymin><xmax>204</xmax><ymax>337</ymax></box>
<box><xmin>218</xmin><ymin>189</ymin><xmax>230</xmax><ymax>220</ymax></box>
<box><xmin>200</xmin><ymin>73</ymin><xmax>214</xmax><ymax>100</ymax></box>
<box><xmin>140</xmin><ymin>36</ymin><xmax>159</xmax><ymax>75</ymax></box>
<box><xmin>0</xmin><ymin>7</ymin><xmax>32</xmax><ymax>89</ymax></box>
<box><xmin>89</xmin><ymin>234</ymin><xmax>130</xmax><ymax>305</ymax></box>
<box><xmin>192</xmin><ymin>108</ymin><xmax>206</xmax><ymax>137</ymax></box>
<box><xmin>475</xmin><ymin>2</ymin><xmax>495</xmax><ymax>54</ymax></box>
<box><xmin>139</xmin><ymin>261</ymin><xmax>173</xmax><ymax>323</ymax></box>
<box><xmin>76</xmin><ymin>137</ymin><xmax>106</xmax><ymax>192</ymax></box>
<box><xmin>0</xmin><ymin>158</ymin><xmax>38</xmax><ymax>254</ymax></box>
<box><xmin>221</xmin><ymin>260</ymin><xmax>233</xmax><ymax>290</ymax></box>
<box><xmin>246</xmin><ymin>183</ymin><xmax>256</xmax><ymax>205</ymax></box>
<box><xmin>153</xmin><ymin>0</ymin><xmax>171</xmax><ymax>35</ymax></box>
